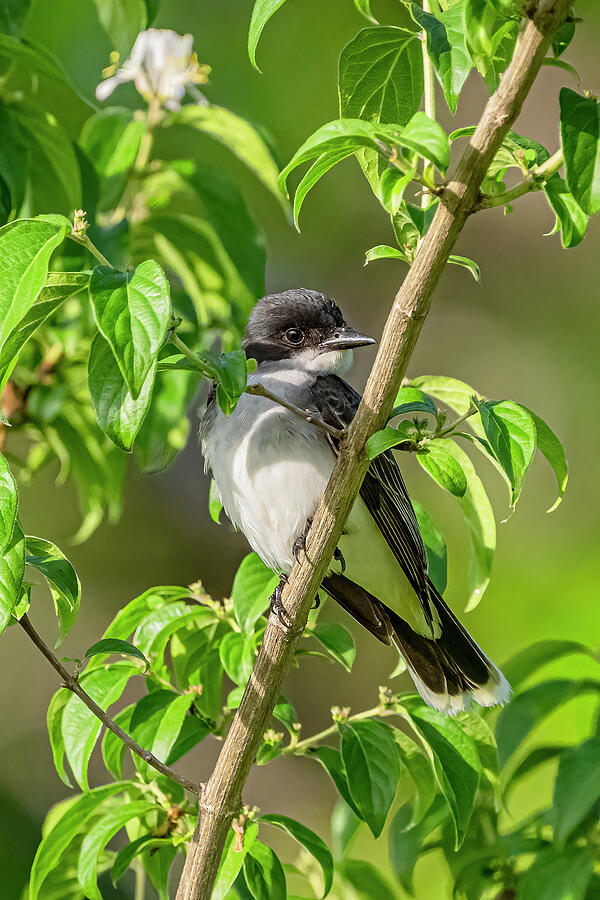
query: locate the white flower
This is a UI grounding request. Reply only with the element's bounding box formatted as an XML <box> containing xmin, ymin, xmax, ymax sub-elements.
<box><xmin>96</xmin><ymin>28</ymin><xmax>210</xmax><ymax>110</ymax></box>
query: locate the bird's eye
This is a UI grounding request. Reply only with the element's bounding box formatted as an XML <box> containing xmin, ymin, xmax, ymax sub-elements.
<box><xmin>284</xmin><ymin>328</ymin><xmax>304</xmax><ymax>345</ymax></box>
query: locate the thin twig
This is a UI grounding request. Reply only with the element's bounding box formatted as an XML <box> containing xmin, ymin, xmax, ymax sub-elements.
<box><xmin>176</xmin><ymin>4</ymin><xmax>571</xmax><ymax>898</ymax></box>
<box><xmin>169</xmin><ymin>332</ymin><xmax>345</xmax><ymax>441</ymax></box>
<box><xmin>476</xmin><ymin>148</ymin><xmax>564</xmax><ymax>209</ymax></box>
<box><xmin>19</xmin><ymin>614</ymin><xmax>202</xmax><ymax>796</ymax></box>
<box><xmin>421</xmin><ymin>1</ymin><xmax>437</xmax><ymax>205</ymax></box>
<box><xmin>245</xmin><ymin>384</ymin><xmax>345</xmax><ymax>441</ymax></box>
<box><xmin>282</xmin><ymin>706</ymin><xmax>398</xmax><ymax>755</ymax></box>
<box><xmin>68</xmin><ymin>233</ymin><xmax>113</xmax><ymax>268</ymax></box>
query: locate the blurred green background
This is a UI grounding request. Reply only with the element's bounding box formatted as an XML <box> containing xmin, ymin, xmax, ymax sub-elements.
<box><xmin>1</xmin><ymin>0</ymin><xmax>599</xmax><ymax>897</ymax></box>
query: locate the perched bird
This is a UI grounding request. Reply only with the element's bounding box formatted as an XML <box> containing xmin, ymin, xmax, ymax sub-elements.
<box><xmin>201</xmin><ymin>288</ymin><xmax>510</xmax><ymax>713</ymax></box>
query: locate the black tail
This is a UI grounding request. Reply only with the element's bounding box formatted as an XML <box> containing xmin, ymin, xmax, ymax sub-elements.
<box><xmin>323</xmin><ymin>573</ymin><xmax>510</xmax><ymax>714</ymax></box>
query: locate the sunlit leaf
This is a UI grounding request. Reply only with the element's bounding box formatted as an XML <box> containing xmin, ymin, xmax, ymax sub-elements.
<box><xmin>518</xmin><ymin>847</ymin><xmax>593</xmax><ymax>900</ymax></box>
<box><xmin>520</xmin><ymin>406</ymin><xmax>568</xmax><ymax>511</ymax></box>
<box><xmin>560</xmin><ymin>88</ymin><xmax>600</xmax><ymax>215</ymax></box>
<box><xmin>212</xmin><ymin>820</ymin><xmax>259</xmax><ymax>900</ymax></box>
<box><xmin>413</xmin><ymin>501</ymin><xmax>447</xmax><ymax>594</ymax></box>
<box><xmin>85</xmin><ymin>638</ymin><xmax>149</xmax><ymax>669</ymax></box>
<box><xmin>502</xmin><ymin>639</ymin><xmax>596</xmax><ymax>690</ymax></box>
<box><xmin>312</xmin><ymin>621</ymin><xmax>355</xmax><ymax>672</ymax></box>
<box><xmin>232</xmin><ymin>552</ymin><xmax>278</xmax><ymax>635</ymax></box>
<box><xmin>248</xmin><ymin>0</ymin><xmax>289</xmax><ymax>70</ymax></box>
<box><xmin>244</xmin><ymin>841</ymin><xmax>286</xmax><ymax>900</ymax></box>
<box><xmin>25</xmin><ymin>535</ymin><xmax>81</xmax><ymax>645</ymax></box>
<box><xmin>417</xmin><ymin>439</ymin><xmax>468</xmax><ymax>498</ymax></box>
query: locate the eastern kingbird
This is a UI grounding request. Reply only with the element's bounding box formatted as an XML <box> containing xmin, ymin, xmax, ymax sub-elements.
<box><xmin>201</xmin><ymin>289</ymin><xmax>509</xmax><ymax>713</ymax></box>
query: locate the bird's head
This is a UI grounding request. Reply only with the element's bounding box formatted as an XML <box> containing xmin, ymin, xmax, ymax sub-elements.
<box><xmin>242</xmin><ymin>288</ymin><xmax>376</xmax><ymax>374</ymax></box>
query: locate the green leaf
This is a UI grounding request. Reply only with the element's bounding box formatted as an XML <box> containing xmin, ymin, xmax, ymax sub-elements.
<box><xmin>389</xmin><ymin>795</ymin><xmax>448</xmax><ymax>894</ymax></box>
<box><xmin>209</xmin><ymin>478</ymin><xmax>223</xmax><ymax>524</ymax></box>
<box><xmin>232</xmin><ymin>552</ymin><xmax>278</xmax><ymax>635</ymax></box>
<box><xmin>77</xmin><ymin>800</ymin><xmax>156</xmax><ymax>900</ymax></box>
<box><xmin>135</xmin><ymin>367</ymin><xmax>196</xmax><ymax>473</ymax></box>
<box><xmin>244</xmin><ymin>841</ymin><xmax>286</xmax><ymax>900</ymax></box>
<box><xmin>339</xmin><ymin>25</ymin><xmax>423</xmax><ymax>186</ymax></box>
<box><xmin>220</xmin><ymin>631</ymin><xmax>256</xmax><ymax>685</ymax></box>
<box><xmin>505</xmin><ymin>744</ymin><xmax>568</xmax><ymax>799</ymax></box>
<box><xmin>331</xmin><ymin>800</ymin><xmax>362</xmax><ymax>857</ymax></box>
<box><xmin>391</xmin><ymin>386</ymin><xmax>437</xmax><ymax>418</ymax></box>
<box><xmin>91</xmin><ymin>0</ymin><xmax>147</xmax><ymax>57</ymax></box>
<box><xmin>272</xmin><ymin>694</ymin><xmax>298</xmax><ymax>736</ymax></box>
<box><xmin>338</xmin><ymin>859</ymin><xmax>397</xmax><ymax>900</ymax></box>
<box><xmin>88</xmin><ymin>331</ymin><xmax>155</xmax><ymax>451</ymax></box>
<box><xmin>417</xmin><ymin>439</ymin><xmax>468</xmax><ymax>497</ymax></box>
<box><xmin>354</xmin><ymin>0</ymin><xmax>377</xmax><ymax>22</ymax></box>
<box><xmin>173</xmin><ymin>104</ymin><xmax>288</xmax><ymax>212</ymax></box>
<box><xmin>517</xmin><ymin>847</ymin><xmax>593</xmax><ymax>900</ymax></box>
<box><xmin>85</xmin><ymin>638</ymin><xmax>149</xmax><ymax>669</ymax></box>
<box><xmin>553</xmin><ymin>738</ymin><xmax>600</xmax><ymax>846</ymax></box>
<box><xmin>61</xmin><ymin>662</ymin><xmax>138</xmax><ymax>790</ymax></box>
<box><xmin>543</xmin><ymin>174</ymin><xmax>588</xmax><ymax>248</ymax></box>
<box><xmin>248</xmin><ymin>0</ymin><xmax>289</xmax><ymax>70</ymax></box>
<box><xmin>338</xmin><ymin>23</ymin><xmax>423</xmax><ymax>197</ymax></box>
<box><xmin>404</xmin><ymin>702</ymin><xmax>480</xmax><ymax>848</ymax></box>
<box><xmin>79</xmin><ymin>107</ymin><xmax>145</xmax><ymax>179</ymax></box>
<box><xmin>448</xmin><ymin>254</ymin><xmax>480</xmax><ymax>280</ymax></box>
<box><xmin>0</xmin><ymin>271</ymin><xmax>90</xmax><ymax>389</ymax></box>
<box><xmin>340</xmin><ymin>719</ymin><xmax>400</xmax><ymax>837</ymax></box>
<box><xmin>312</xmin><ymin>622</ymin><xmax>355</xmax><ymax>672</ymax></box>
<box><xmin>0</xmin><ymin>0</ymin><xmax>31</xmax><ymax>37</ymax></box>
<box><xmin>280</xmin><ymin>115</ymin><xmax>449</xmax><ymax>222</ymax></box>
<box><xmin>262</xmin><ymin>813</ymin><xmax>333</xmax><ymax>898</ymax></box>
<box><xmin>0</xmin><ymin>217</ymin><xmax>69</xmax><ymax>351</ymax></box>
<box><xmin>89</xmin><ymin>260</ymin><xmax>171</xmax><ymax>399</ymax></box>
<box><xmin>463</xmin><ymin>0</ymin><xmax>515</xmax><ymax>85</ymax></box>
<box><xmin>29</xmin><ymin>782</ymin><xmax>130</xmax><ymax>900</ymax></box>
<box><xmin>0</xmin><ymin>100</ymin><xmax>27</xmax><ymax>219</ymax></box>
<box><xmin>560</xmin><ymin>88</ymin><xmax>600</xmax><ymax>215</ymax></box>
<box><xmin>364</xmin><ymin>244</ymin><xmax>409</xmax><ymax>265</ymax></box>
<box><xmin>212</xmin><ymin>820</ymin><xmax>259</xmax><ymax>900</ymax></box>
<box><xmin>173</xmin><ymin>161</ymin><xmax>266</xmax><ymax>298</ymax></box>
<box><xmin>442</xmin><ymin>440</ymin><xmax>495</xmax><ymax>610</ymax></box>
<box><xmin>292</xmin><ymin>145</ymin><xmax>359</xmax><ymax>228</ymax></box>
<box><xmin>519</xmin><ymin>406</ymin><xmax>568</xmax><ymax>511</ymax></box>
<box><xmin>308</xmin><ymin>745</ymin><xmax>362</xmax><ymax>818</ymax></box>
<box><xmin>129</xmin><ymin>690</ymin><xmax>195</xmax><ymax>780</ymax></box>
<box><xmin>366</xmin><ymin>420</ymin><xmax>415</xmax><ymax>458</ymax></box>
<box><xmin>215</xmin><ymin>350</ymin><xmax>249</xmax><ymax>415</ymax></box>
<box><xmin>410</xmin><ymin>1</ymin><xmax>472</xmax><ymax>113</ymax></box>
<box><xmin>14</xmin><ymin>105</ymin><xmax>82</xmax><ymax>213</ymax></box>
<box><xmin>502</xmin><ymin>639</ymin><xmax>596</xmax><ymax>690</ymax></box>
<box><xmin>413</xmin><ymin>501</ymin><xmax>447</xmax><ymax>594</ymax></box>
<box><xmin>111</xmin><ymin>835</ymin><xmax>175</xmax><ymax>887</ymax></box>
<box><xmin>392</xmin><ymin>727</ymin><xmax>437</xmax><ymax>826</ymax></box>
<box><xmin>25</xmin><ymin>535</ymin><xmax>81</xmax><ymax>645</ymax></box>
<box><xmin>0</xmin><ymin>33</ymin><xmax>71</xmax><ymax>83</ymax></box>
<box><xmin>46</xmin><ymin>687</ymin><xmax>72</xmax><ymax>787</ymax></box>
<box><xmin>475</xmin><ymin>400</ymin><xmax>536</xmax><ymax>506</ymax></box>
<box><xmin>0</xmin><ymin>452</ymin><xmax>17</xmax><ymax>555</ymax></box>
<box><xmin>410</xmin><ymin>374</ymin><xmax>476</xmax><ymax>416</ymax></box>
<box><xmin>496</xmin><ymin>679</ymin><xmax>600</xmax><ymax>768</ymax></box>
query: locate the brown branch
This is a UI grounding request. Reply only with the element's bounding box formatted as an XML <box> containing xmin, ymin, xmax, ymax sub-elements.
<box><xmin>176</xmin><ymin>3</ymin><xmax>571</xmax><ymax>897</ymax></box>
<box><xmin>19</xmin><ymin>614</ymin><xmax>202</xmax><ymax>796</ymax></box>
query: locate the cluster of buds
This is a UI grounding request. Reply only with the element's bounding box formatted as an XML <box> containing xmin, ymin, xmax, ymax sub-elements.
<box><xmin>263</xmin><ymin>728</ymin><xmax>284</xmax><ymax>746</ymax></box>
<box><xmin>330</xmin><ymin>705</ymin><xmax>351</xmax><ymax>724</ymax></box>
<box><xmin>378</xmin><ymin>685</ymin><xmax>400</xmax><ymax>709</ymax></box>
<box><xmin>232</xmin><ymin>805</ymin><xmax>259</xmax><ymax>852</ymax></box>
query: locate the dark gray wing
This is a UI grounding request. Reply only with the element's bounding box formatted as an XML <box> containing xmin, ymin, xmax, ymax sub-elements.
<box><xmin>311</xmin><ymin>374</ymin><xmax>433</xmax><ymax>624</ymax></box>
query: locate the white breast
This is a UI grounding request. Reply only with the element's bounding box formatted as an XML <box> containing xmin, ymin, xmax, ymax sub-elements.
<box><xmin>201</xmin><ymin>368</ymin><xmax>335</xmax><ymax>573</ymax></box>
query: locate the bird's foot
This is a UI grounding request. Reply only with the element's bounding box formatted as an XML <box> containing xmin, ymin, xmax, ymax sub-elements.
<box><xmin>269</xmin><ymin>574</ymin><xmax>291</xmax><ymax>627</ymax></box>
<box><xmin>312</xmin><ymin>593</ymin><xmax>321</xmax><ymax>610</ymax></box>
<box><xmin>292</xmin><ymin>516</ymin><xmax>313</xmax><ymax>564</ymax></box>
<box><xmin>333</xmin><ymin>546</ymin><xmax>346</xmax><ymax>574</ymax></box>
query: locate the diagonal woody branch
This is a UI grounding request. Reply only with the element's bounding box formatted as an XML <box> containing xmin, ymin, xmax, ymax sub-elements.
<box><xmin>176</xmin><ymin>2</ymin><xmax>571</xmax><ymax>897</ymax></box>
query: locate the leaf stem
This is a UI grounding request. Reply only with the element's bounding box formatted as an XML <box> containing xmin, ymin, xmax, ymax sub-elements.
<box><xmin>477</xmin><ymin>148</ymin><xmax>564</xmax><ymax>209</ymax></box>
<box><xmin>19</xmin><ymin>614</ymin><xmax>202</xmax><ymax>795</ymax></box>
<box><xmin>420</xmin><ymin>0</ymin><xmax>437</xmax><ymax>207</ymax></box>
<box><xmin>435</xmin><ymin>403</ymin><xmax>477</xmax><ymax>438</ymax></box>
<box><xmin>282</xmin><ymin>705</ymin><xmax>399</xmax><ymax>755</ymax></box>
<box><xmin>69</xmin><ymin>233</ymin><xmax>113</xmax><ymax>268</ymax></box>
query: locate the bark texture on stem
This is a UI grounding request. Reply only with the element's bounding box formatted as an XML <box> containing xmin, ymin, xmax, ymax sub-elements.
<box><xmin>176</xmin><ymin>3</ymin><xmax>570</xmax><ymax>897</ymax></box>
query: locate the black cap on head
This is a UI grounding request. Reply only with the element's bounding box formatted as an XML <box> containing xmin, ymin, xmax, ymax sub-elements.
<box><xmin>242</xmin><ymin>288</ymin><xmax>375</xmax><ymax>364</ymax></box>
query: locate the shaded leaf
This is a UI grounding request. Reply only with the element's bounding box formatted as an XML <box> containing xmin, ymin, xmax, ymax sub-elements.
<box><xmin>521</xmin><ymin>406</ymin><xmax>568</xmax><ymax>511</ymax></box>
<box><xmin>47</xmin><ymin>687</ymin><xmax>72</xmax><ymax>787</ymax></box>
<box><xmin>25</xmin><ymin>535</ymin><xmax>80</xmax><ymax>645</ymax></box>
<box><xmin>338</xmin><ymin>858</ymin><xmax>397</xmax><ymax>900</ymax></box>
<box><xmin>312</xmin><ymin>621</ymin><xmax>355</xmax><ymax>672</ymax></box>
<box><xmin>340</xmin><ymin>719</ymin><xmax>400</xmax><ymax>837</ymax></box>
<box><xmin>502</xmin><ymin>639</ymin><xmax>597</xmax><ymax>690</ymax></box>
<box><xmin>0</xmin><ymin>452</ymin><xmax>17</xmax><ymax>554</ymax></box>
<box><xmin>560</xmin><ymin>88</ymin><xmax>600</xmax><ymax>215</ymax></box>
<box><xmin>389</xmin><ymin>795</ymin><xmax>448</xmax><ymax>894</ymax></box>
<box><xmin>410</xmin><ymin>1</ymin><xmax>472</xmax><ymax>113</ymax></box>
<box><xmin>553</xmin><ymin>738</ymin><xmax>600</xmax><ymax>846</ymax></box>
<box><xmin>212</xmin><ymin>820</ymin><xmax>259</xmax><ymax>900</ymax></box>
<box><xmin>244</xmin><ymin>841</ymin><xmax>286</xmax><ymax>900</ymax></box>
<box><xmin>543</xmin><ymin>174</ymin><xmax>588</xmax><ymax>249</ymax></box>
<box><xmin>517</xmin><ymin>847</ymin><xmax>593</xmax><ymax>900</ymax></box>
<box><xmin>248</xmin><ymin>0</ymin><xmax>289</xmax><ymax>70</ymax></box>
<box><xmin>85</xmin><ymin>638</ymin><xmax>149</xmax><ymax>669</ymax></box>
<box><xmin>308</xmin><ymin>745</ymin><xmax>362</xmax><ymax>819</ymax></box>
<box><xmin>262</xmin><ymin>813</ymin><xmax>333</xmax><ymax>898</ymax></box>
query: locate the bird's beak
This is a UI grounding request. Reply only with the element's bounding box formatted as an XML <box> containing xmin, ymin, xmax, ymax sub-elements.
<box><xmin>321</xmin><ymin>326</ymin><xmax>377</xmax><ymax>351</ymax></box>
